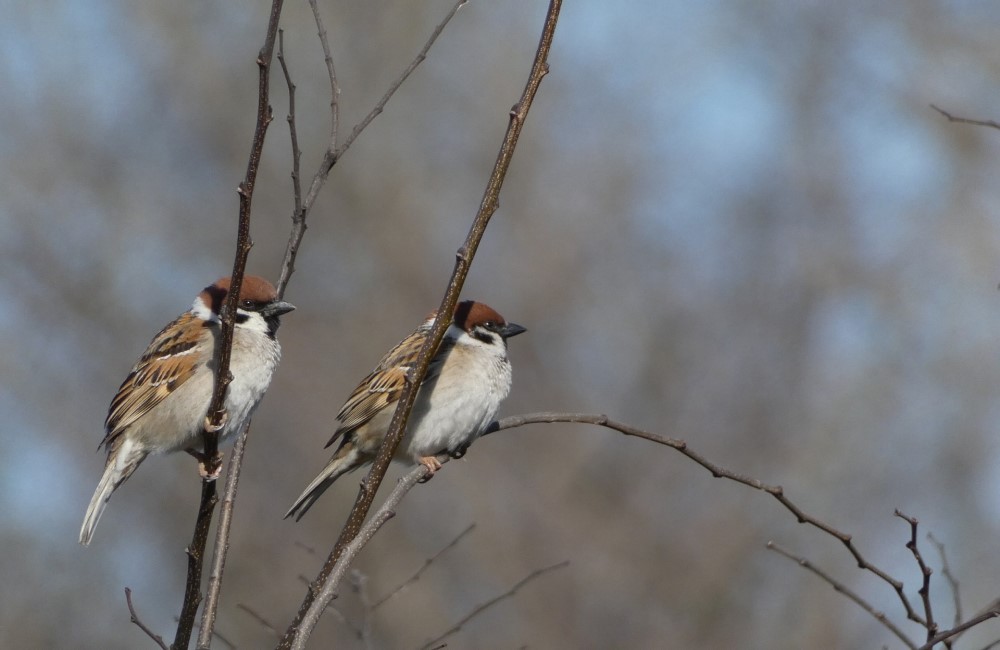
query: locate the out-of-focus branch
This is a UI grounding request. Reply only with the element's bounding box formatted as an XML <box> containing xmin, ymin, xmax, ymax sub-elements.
<box><xmin>278</xmin><ymin>2</ymin><xmax>561</xmax><ymax>647</ymax></box>
<box><xmin>417</xmin><ymin>560</ymin><xmax>570</xmax><ymax>650</ymax></box>
<box><xmin>895</xmin><ymin>510</ymin><xmax>937</xmax><ymax>641</ymax></box>
<box><xmin>196</xmin><ymin>423</ymin><xmax>251</xmax><ymax>649</ymax></box>
<box><xmin>931</xmin><ymin>104</ymin><xmax>1000</xmax><ymax>131</ymax></box>
<box><xmin>173</xmin><ymin>1</ymin><xmax>285</xmax><ymax>648</ymax></box>
<box><xmin>486</xmin><ymin>412</ymin><xmax>934</xmax><ymax>626</ymax></box>
<box><xmin>766</xmin><ymin>543</ymin><xmax>917</xmax><ymax>649</ymax></box>
<box><xmin>372</xmin><ymin>523</ymin><xmax>476</xmax><ymax>610</ymax></box>
<box><xmin>927</xmin><ymin>532</ymin><xmax>962</xmax><ymax>629</ymax></box>
<box><xmin>125</xmin><ymin>588</ymin><xmax>169</xmax><ymax>650</ymax></box>
<box><xmin>917</xmin><ymin>609</ymin><xmax>1000</xmax><ymax>650</ymax></box>
<box><xmin>275</xmin><ymin>0</ymin><xmax>466</xmax><ymax>296</ymax></box>
<box><xmin>291</xmin><ymin>466</ymin><xmax>428</xmax><ymax>650</ymax></box>
<box><xmin>276</xmin><ymin>30</ymin><xmax>302</xmax><ymax>223</ymax></box>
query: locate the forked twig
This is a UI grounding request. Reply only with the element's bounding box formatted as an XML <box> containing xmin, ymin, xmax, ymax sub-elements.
<box><xmin>895</xmin><ymin>510</ymin><xmax>937</xmax><ymax>641</ymax></box>
<box><xmin>766</xmin><ymin>543</ymin><xmax>916</xmax><ymax>649</ymax></box>
<box><xmin>125</xmin><ymin>588</ymin><xmax>169</xmax><ymax>650</ymax></box>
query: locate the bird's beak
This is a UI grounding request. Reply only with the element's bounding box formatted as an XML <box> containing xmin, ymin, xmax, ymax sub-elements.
<box><xmin>501</xmin><ymin>322</ymin><xmax>527</xmax><ymax>339</ymax></box>
<box><xmin>262</xmin><ymin>301</ymin><xmax>296</xmax><ymax>318</ymax></box>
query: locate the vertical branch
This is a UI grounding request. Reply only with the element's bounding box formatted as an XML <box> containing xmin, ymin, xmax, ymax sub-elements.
<box><xmin>196</xmin><ymin>424</ymin><xmax>250</xmax><ymax>649</ymax></box>
<box><xmin>277</xmin><ymin>1</ymin><xmax>562</xmax><ymax>647</ymax></box>
<box><xmin>172</xmin><ymin>1</ymin><xmax>285</xmax><ymax>648</ymax></box>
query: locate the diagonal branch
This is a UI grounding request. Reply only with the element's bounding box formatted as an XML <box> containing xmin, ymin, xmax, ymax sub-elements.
<box><xmin>277</xmin><ymin>3</ymin><xmax>562</xmax><ymax>647</ymax></box>
<box><xmin>767</xmin><ymin>542</ymin><xmax>917</xmax><ymax>649</ymax></box>
<box><xmin>417</xmin><ymin>560</ymin><xmax>570</xmax><ymax>650</ymax></box>
<box><xmin>276</xmin><ymin>0</ymin><xmax>467</xmax><ymax>296</ymax></box>
<box><xmin>126</xmin><ymin>588</ymin><xmax>169</xmax><ymax>650</ymax></box>
<box><xmin>173</xmin><ymin>1</ymin><xmax>285</xmax><ymax>648</ymax></box>
<box><xmin>931</xmin><ymin>104</ymin><xmax>1000</xmax><ymax>131</ymax></box>
<box><xmin>372</xmin><ymin>523</ymin><xmax>476</xmax><ymax>610</ymax></box>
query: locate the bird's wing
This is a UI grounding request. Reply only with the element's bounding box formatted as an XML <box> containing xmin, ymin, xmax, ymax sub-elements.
<box><xmin>325</xmin><ymin>327</ymin><xmax>453</xmax><ymax>448</ymax></box>
<box><xmin>100</xmin><ymin>312</ymin><xmax>208</xmax><ymax>449</ymax></box>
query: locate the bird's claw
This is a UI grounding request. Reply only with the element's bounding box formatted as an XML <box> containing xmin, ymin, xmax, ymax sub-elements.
<box><xmin>417</xmin><ymin>456</ymin><xmax>443</xmax><ymax>483</ymax></box>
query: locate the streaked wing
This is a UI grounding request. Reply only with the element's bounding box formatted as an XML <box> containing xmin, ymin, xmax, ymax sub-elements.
<box><xmin>100</xmin><ymin>312</ymin><xmax>208</xmax><ymax>448</ymax></box>
<box><xmin>326</xmin><ymin>326</ymin><xmax>452</xmax><ymax>447</ymax></box>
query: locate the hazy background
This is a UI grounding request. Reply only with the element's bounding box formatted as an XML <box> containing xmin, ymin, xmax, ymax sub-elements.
<box><xmin>4</xmin><ymin>1</ymin><xmax>1000</xmax><ymax>648</ymax></box>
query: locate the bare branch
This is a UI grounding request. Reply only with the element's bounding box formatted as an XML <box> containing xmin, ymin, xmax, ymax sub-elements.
<box><xmin>895</xmin><ymin>510</ymin><xmax>937</xmax><ymax>641</ymax></box>
<box><xmin>485</xmin><ymin>412</ymin><xmax>930</xmax><ymax>627</ymax></box>
<box><xmin>291</xmin><ymin>469</ymin><xmax>424</xmax><ymax>649</ymax></box>
<box><xmin>417</xmin><ymin>560</ymin><xmax>570</xmax><ymax>650</ymax></box>
<box><xmin>125</xmin><ymin>588</ymin><xmax>169</xmax><ymax>650</ymax></box>
<box><xmin>372</xmin><ymin>523</ymin><xmax>477</xmax><ymax>610</ymax></box>
<box><xmin>928</xmin><ymin>531</ymin><xmax>962</xmax><ymax>630</ymax></box>
<box><xmin>307</xmin><ymin>0</ymin><xmax>339</xmax><ymax>146</ymax></box>
<box><xmin>278</xmin><ymin>2</ymin><xmax>562</xmax><ymax>646</ymax></box>
<box><xmin>277</xmin><ymin>0</ymin><xmax>466</xmax><ymax>296</ymax></box>
<box><xmin>330</xmin><ymin>0</ymin><xmax>468</xmax><ymax>166</ymax></box>
<box><xmin>766</xmin><ymin>543</ymin><xmax>917</xmax><ymax>649</ymax></box>
<box><xmin>175</xmin><ymin>0</ymin><xmax>285</xmax><ymax>647</ymax></box>
<box><xmin>931</xmin><ymin>104</ymin><xmax>1000</xmax><ymax>131</ymax></box>
<box><xmin>917</xmin><ymin>608</ymin><xmax>1000</xmax><ymax>650</ymax></box>
<box><xmin>349</xmin><ymin>570</ymin><xmax>375</xmax><ymax>650</ymax></box>
<box><xmin>236</xmin><ymin>603</ymin><xmax>280</xmax><ymax>638</ymax></box>
<box><xmin>197</xmin><ymin>425</ymin><xmax>251</xmax><ymax>649</ymax></box>
<box><xmin>276</xmin><ymin>29</ymin><xmax>303</xmax><ymax>221</ymax></box>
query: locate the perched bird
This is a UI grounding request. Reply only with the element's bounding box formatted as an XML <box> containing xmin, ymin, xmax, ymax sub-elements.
<box><xmin>285</xmin><ymin>300</ymin><xmax>525</xmax><ymax>521</ymax></box>
<box><xmin>79</xmin><ymin>275</ymin><xmax>294</xmax><ymax>546</ymax></box>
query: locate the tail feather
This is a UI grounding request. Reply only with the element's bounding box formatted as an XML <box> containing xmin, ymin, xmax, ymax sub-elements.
<box><xmin>285</xmin><ymin>443</ymin><xmax>361</xmax><ymax>521</ymax></box>
<box><xmin>79</xmin><ymin>445</ymin><xmax>146</xmax><ymax>546</ymax></box>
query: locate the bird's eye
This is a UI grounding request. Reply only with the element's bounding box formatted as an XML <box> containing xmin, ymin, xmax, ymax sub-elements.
<box><xmin>482</xmin><ymin>321</ymin><xmax>496</xmax><ymax>329</ymax></box>
<box><xmin>241</xmin><ymin>299</ymin><xmax>255</xmax><ymax>309</ymax></box>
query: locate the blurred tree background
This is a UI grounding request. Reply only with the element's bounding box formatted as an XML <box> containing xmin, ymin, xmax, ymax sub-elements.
<box><xmin>3</xmin><ymin>1</ymin><xmax>1000</xmax><ymax>648</ymax></box>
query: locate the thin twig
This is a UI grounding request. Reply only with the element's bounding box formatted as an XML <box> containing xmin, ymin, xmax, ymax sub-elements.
<box><xmin>350</xmin><ymin>570</ymin><xmax>375</xmax><ymax>650</ymax></box>
<box><xmin>372</xmin><ymin>523</ymin><xmax>477</xmax><ymax>610</ymax></box>
<box><xmin>766</xmin><ymin>543</ymin><xmax>916</xmax><ymax>649</ymax></box>
<box><xmin>895</xmin><ymin>510</ymin><xmax>937</xmax><ymax>641</ymax></box>
<box><xmin>292</xmin><ymin>467</ymin><xmax>430</xmax><ymax>650</ymax></box>
<box><xmin>917</xmin><ymin>608</ymin><xmax>1000</xmax><ymax>650</ymax></box>
<box><xmin>331</xmin><ymin>0</ymin><xmax>468</xmax><ymax>166</ymax></box>
<box><xmin>417</xmin><ymin>560</ymin><xmax>570</xmax><ymax>650</ymax></box>
<box><xmin>307</xmin><ymin>0</ymin><xmax>339</xmax><ymax>146</ymax></box>
<box><xmin>197</xmin><ymin>423</ymin><xmax>251</xmax><ymax>648</ymax></box>
<box><xmin>277</xmin><ymin>30</ymin><xmax>303</xmax><ymax>220</ymax></box>
<box><xmin>928</xmin><ymin>532</ymin><xmax>962</xmax><ymax>629</ymax></box>
<box><xmin>485</xmin><ymin>412</ymin><xmax>929</xmax><ymax>628</ymax></box>
<box><xmin>126</xmin><ymin>588</ymin><xmax>169</xmax><ymax>650</ymax></box>
<box><xmin>278</xmin><ymin>3</ymin><xmax>561</xmax><ymax>647</ymax></box>
<box><xmin>175</xmin><ymin>1</ymin><xmax>285</xmax><ymax>647</ymax></box>
<box><xmin>276</xmin><ymin>0</ymin><xmax>466</xmax><ymax>296</ymax></box>
<box><xmin>931</xmin><ymin>104</ymin><xmax>1000</xmax><ymax>131</ymax></box>
<box><xmin>236</xmin><ymin>603</ymin><xmax>280</xmax><ymax>638</ymax></box>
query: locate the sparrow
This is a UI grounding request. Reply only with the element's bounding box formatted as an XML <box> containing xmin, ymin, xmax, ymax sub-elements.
<box><xmin>285</xmin><ymin>300</ymin><xmax>525</xmax><ymax>520</ymax></box>
<box><xmin>79</xmin><ymin>275</ymin><xmax>295</xmax><ymax>546</ymax></box>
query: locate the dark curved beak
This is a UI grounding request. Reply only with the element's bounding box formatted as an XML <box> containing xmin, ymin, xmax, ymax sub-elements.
<box><xmin>262</xmin><ymin>301</ymin><xmax>296</xmax><ymax>318</ymax></box>
<box><xmin>501</xmin><ymin>322</ymin><xmax>526</xmax><ymax>339</ymax></box>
